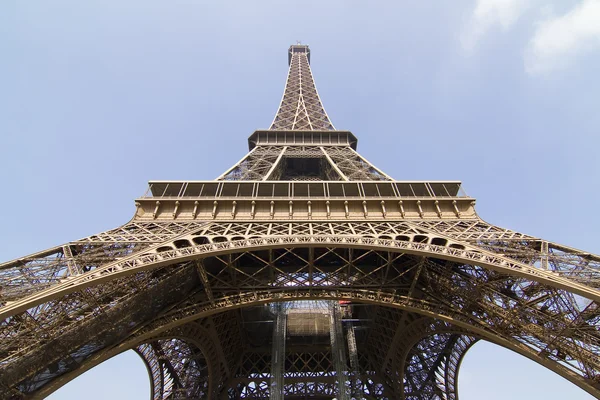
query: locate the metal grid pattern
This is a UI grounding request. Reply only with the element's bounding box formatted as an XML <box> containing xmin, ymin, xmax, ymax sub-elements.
<box><xmin>270</xmin><ymin>45</ymin><xmax>334</xmax><ymax>131</ymax></box>
<box><xmin>1</xmin><ymin>44</ymin><xmax>600</xmax><ymax>400</ymax></box>
<box><xmin>218</xmin><ymin>145</ymin><xmax>391</xmax><ymax>182</ymax></box>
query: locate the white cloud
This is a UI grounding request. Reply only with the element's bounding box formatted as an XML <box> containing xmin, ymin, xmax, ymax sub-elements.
<box><xmin>525</xmin><ymin>0</ymin><xmax>600</xmax><ymax>75</ymax></box>
<box><xmin>461</xmin><ymin>0</ymin><xmax>533</xmax><ymax>51</ymax></box>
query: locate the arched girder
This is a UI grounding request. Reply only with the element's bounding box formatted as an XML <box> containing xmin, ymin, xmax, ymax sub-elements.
<box><xmin>18</xmin><ymin>282</ymin><xmax>598</xmax><ymax>399</ymax></box>
<box><xmin>3</xmin><ymin>219</ymin><xmax>599</xmax><ymax>308</ymax></box>
<box><xmin>389</xmin><ymin>317</ymin><xmax>478</xmax><ymax>400</ymax></box>
<box><xmin>2</xmin><ymin>243</ymin><xmax>600</xmax><ymax>398</ymax></box>
<box><xmin>136</xmin><ymin>314</ymin><xmax>244</xmax><ymax>400</ymax></box>
<box><xmin>135</xmin><ymin>337</ymin><xmax>210</xmax><ymax>400</ymax></box>
<box><xmin>133</xmin><ymin>316</ymin><xmax>242</xmax><ymax>400</ymax></box>
<box><xmin>24</xmin><ymin>317</ymin><xmax>236</xmax><ymax>400</ymax></box>
<box><xmin>2</xmin><ymin>235</ymin><xmax>598</xmax><ymax>320</ymax></box>
<box><xmin>0</xmin><ymin>263</ymin><xmax>203</xmax><ymax>399</ymax></box>
<box><xmin>141</xmin><ymin>293</ymin><xmax>600</xmax><ymax>397</ymax></box>
<box><xmin>0</xmin><ymin>220</ymin><xmax>213</xmax><ymax>303</ymax></box>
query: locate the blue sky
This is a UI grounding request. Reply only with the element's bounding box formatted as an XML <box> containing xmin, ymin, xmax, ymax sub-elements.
<box><xmin>1</xmin><ymin>1</ymin><xmax>599</xmax><ymax>399</ymax></box>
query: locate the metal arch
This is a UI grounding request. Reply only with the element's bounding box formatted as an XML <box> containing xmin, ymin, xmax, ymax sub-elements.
<box><xmin>19</xmin><ymin>284</ymin><xmax>600</xmax><ymax>399</ymax></box>
<box><xmin>0</xmin><ymin>220</ymin><xmax>212</xmax><ymax>303</ymax></box>
<box><xmin>3</xmin><ymin>43</ymin><xmax>600</xmax><ymax>400</ymax></box>
<box><xmin>0</xmin><ymin>264</ymin><xmax>203</xmax><ymax>399</ymax></box>
<box><xmin>135</xmin><ymin>331</ymin><xmax>215</xmax><ymax>400</ymax></box>
<box><xmin>120</xmin><ymin>290</ymin><xmax>600</xmax><ymax>398</ymax></box>
<box><xmin>2</xmin><ymin>236</ymin><xmax>599</xmax><ymax>397</ymax></box>
<box><xmin>134</xmin><ymin>345</ymin><xmax>164</xmax><ymax>400</ymax></box>
<box><xmin>31</xmin><ymin>319</ymin><xmax>234</xmax><ymax>400</ymax></box>
<box><xmin>2</xmin><ymin>235</ymin><xmax>598</xmax><ymax>320</ymax></box>
<box><xmin>389</xmin><ymin>318</ymin><xmax>478</xmax><ymax>400</ymax></box>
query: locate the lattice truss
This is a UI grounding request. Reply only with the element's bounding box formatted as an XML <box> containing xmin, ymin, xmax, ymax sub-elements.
<box><xmin>270</xmin><ymin>46</ymin><xmax>334</xmax><ymax>131</ymax></box>
<box><xmin>2</xmin><ymin>43</ymin><xmax>600</xmax><ymax>400</ymax></box>
<box><xmin>1</xmin><ymin>217</ymin><xmax>600</xmax><ymax>398</ymax></box>
<box><xmin>219</xmin><ymin>146</ymin><xmax>391</xmax><ymax>181</ymax></box>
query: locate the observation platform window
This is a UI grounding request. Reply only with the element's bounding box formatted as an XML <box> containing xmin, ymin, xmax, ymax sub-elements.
<box><xmin>429</xmin><ymin>183</ymin><xmax>450</xmax><ymax>197</ymax></box>
<box><xmin>202</xmin><ymin>183</ymin><xmax>219</xmax><ymax>197</ymax></box>
<box><xmin>309</xmin><ymin>183</ymin><xmax>325</xmax><ymax>197</ymax></box>
<box><xmin>215</xmin><ymin>182</ymin><xmax>255</xmax><ymax>197</ymax></box>
<box><xmin>429</xmin><ymin>183</ymin><xmax>461</xmax><ymax>197</ymax></box>
<box><xmin>363</xmin><ymin>183</ymin><xmax>379</xmax><ymax>197</ymax></box>
<box><xmin>294</xmin><ymin>183</ymin><xmax>309</xmax><ymax>197</ymax></box>
<box><xmin>150</xmin><ymin>183</ymin><xmax>168</xmax><ymax>197</ymax></box>
<box><xmin>410</xmin><ymin>183</ymin><xmax>430</xmax><ymax>197</ymax></box>
<box><xmin>377</xmin><ymin>183</ymin><xmax>395</xmax><ymax>197</ymax></box>
<box><xmin>183</xmin><ymin>183</ymin><xmax>203</xmax><ymax>196</ymax></box>
<box><xmin>344</xmin><ymin>183</ymin><xmax>360</xmax><ymax>196</ymax></box>
<box><xmin>238</xmin><ymin>183</ymin><xmax>254</xmax><ymax>196</ymax></box>
<box><xmin>150</xmin><ymin>183</ymin><xmax>186</xmax><ymax>197</ymax></box>
<box><xmin>444</xmin><ymin>183</ymin><xmax>461</xmax><ymax>196</ymax></box>
<box><xmin>273</xmin><ymin>183</ymin><xmax>289</xmax><ymax>197</ymax></box>
<box><xmin>328</xmin><ymin>183</ymin><xmax>344</xmax><ymax>197</ymax></box>
<box><xmin>258</xmin><ymin>184</ymin><xmax>274</xmax><ymax>197</ymax></box>
<box><xmin>163</xmin><ymin>183</ymin><xmax>184</xmax><ymax>196</ymax></box>
<box><xmin>397</xmin><ymin>183</ymin><xmax>414</xmax><ymax>196</ymax></box>
<box><xmin>220</xmin><ymin>184</ymin><xmax>238</xmax><ymax>197</ymax></box>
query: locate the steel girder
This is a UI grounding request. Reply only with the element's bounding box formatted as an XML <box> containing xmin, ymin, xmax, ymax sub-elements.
<box><xmin>1</xmin><ymin>230</ymin><xmax>599</xmax><ymax>398</ymax></box>
<box><xmin>217</xmin><ymin>146</ymin><xmax>391</xmax><ymax>182</ymax></box>
<box><xmin>270</xmin><ymin>47</ymin><xmax>334</xmax><ymax>131</ymax></box>
<box><xmin>2</xmin><ymin>43</ymin><xmax>600</xmax><ymax>400</ymax></box>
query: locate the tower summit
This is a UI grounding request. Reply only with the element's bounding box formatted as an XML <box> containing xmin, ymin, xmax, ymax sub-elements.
<box><xmin>270</xmin><ymin>44</ymin><xmax>334</xmax><ymax>131</ymax></box>
<box><xmin>1</xmin><ymin>45</ymin><xmax>600</xmax><ymax>400</ymax></box>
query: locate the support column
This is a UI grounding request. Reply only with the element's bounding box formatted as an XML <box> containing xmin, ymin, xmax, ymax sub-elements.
<box><xmin>329</xmin><ymin>302</ymin><xmax>350</xmax><ymax>400</ymax></box>
<box><xmin>270</xmin><ymin>303</ymin><xmax>287</xmax><ymax>400</ymax></box>
<box><xmin>346</xmin><ymin>324</ymin><xmax>364</xmax><ymax>399</ymax></box>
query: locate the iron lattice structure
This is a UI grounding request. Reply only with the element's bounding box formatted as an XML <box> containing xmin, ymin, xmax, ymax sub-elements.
<box><xmin>1</xmin><ymin>44</ymin><xmax>600</xmax><ymax>400</ymax></box>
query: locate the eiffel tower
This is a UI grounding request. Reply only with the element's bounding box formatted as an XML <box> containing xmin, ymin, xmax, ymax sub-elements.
<box><xmin>1</xmin><ymin>44</ymin><xmax>599</xmax><ymax>400</ymax></box>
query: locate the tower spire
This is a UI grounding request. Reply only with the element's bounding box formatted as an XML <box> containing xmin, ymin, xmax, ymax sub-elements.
<box><xmin>270</xmin><ymin>45</ymin><xmax>335</xmax><ymax>131</ymax></box>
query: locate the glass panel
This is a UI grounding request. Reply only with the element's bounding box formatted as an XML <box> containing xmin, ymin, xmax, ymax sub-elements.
<box><xmin>238</xmin><ymin>183</ymin><xmax>253</xmax><ymax>196</ymax></box>
<box><xmin>294</xmin><ymin>183</ymin><xmax>309</xmax><ymax>197</ymax></box>
<box><xmin>344</xmin><ymin>183</ymin><xmax>360</xmax><ymax>196</ymax></box>
<box><xmin>163</xmin><ymin>183</ymin><xmax>184</xmax><ymax>196</ymax></box>
<box><xmin>220</xmin><ymin>183</ymin><xmax>238</xmax><ymax>197</ymax></box>
<box><xmin>150</xmin><ymin>183</ymin><xmax>168</xmax><ymax>197</ymax></box>
<box><xmin>444</xmin><ymin>183</ymin><xmax>461</xmax><ymax>196</ymax></box>
<box><xmin>429</xmin><ymin>183</ymin><xmax>450</xmax><ymax>197</ymax></box>
<box><xmin>396</xmin><ymin>183</ymin><xmax>414</xmax><ymax>196</ymax></box>
<box><xmin>257</xmin><ymin>183</ymin><xmax>274</xmax><ymax>197</ymax></box>
<box><xmin>362</xmin><ymin>183</ymin><xmax>379</xmax><ymax>196</ymax></box>
<box><xmin>202</xmin><ymin>183</ymin><xmax>219</xmax><ymax>197</ymax></box>
<box><xmin>309</xmin><ymin>183</ymin><xmax>325</xmax><ymax>197</ymax></box>
<box><xmin>273</xmin><ymin>183</ymin><xmax>289</xmax><ymax>197</ymax></box>
<box><xmin>376</xmin><ymin>183</ymin><xmax>395</xmax><ymax>196</ymax></box>
<box><xmin>329</xmin><ymin>183</ymin><xmax>344</xmax><ymax>197</ymax></box>
<box><xmin>184</xmin><ymin>183</ymin><xmax>203</xmax><ymax>196</ymax></box>
<box><xmin>410</xmin><ymin>183</ymin><xmax>430</xmax><ymax>197</ymax></box>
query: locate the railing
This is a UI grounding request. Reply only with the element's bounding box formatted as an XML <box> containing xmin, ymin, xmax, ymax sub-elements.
<box><xmin>142</xmin><ymin>180</ymin><xmax>468</xmax><ymax>199</ymax></box>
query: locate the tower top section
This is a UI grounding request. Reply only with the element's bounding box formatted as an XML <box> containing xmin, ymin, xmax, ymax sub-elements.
<box><xmin>288</xmin><ymin>44</ymin><xmax>310</xmax><ymax>65</ymax></box>
<box><xmin>270</xmin><ymin>44</ymin><xmax>334</xmax><ymax>131</ymax></box>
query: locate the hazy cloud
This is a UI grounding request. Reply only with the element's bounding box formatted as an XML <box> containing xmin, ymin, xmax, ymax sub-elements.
<box><xmin>525</xmin><ymin>0</ymin><xmax>600</xmax><ymax>75</ymax></box>
<box><xmin>461</xmin><ymin>0</ymin><xmax>532</xmax><ymax>51</ymax></box>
